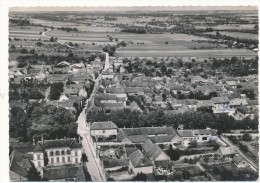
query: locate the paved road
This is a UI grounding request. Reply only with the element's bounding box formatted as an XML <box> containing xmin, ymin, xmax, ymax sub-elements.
<box><xmin>76</xmin><ymin>72</ymin><xmax>106</xmax><ymax>181</ymax></box>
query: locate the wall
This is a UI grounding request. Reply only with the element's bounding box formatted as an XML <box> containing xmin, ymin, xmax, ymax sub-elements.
<box><xmin>91</xmin><ymin>129</ymin><xmax>118</xmax><ymax>137</ymax></box>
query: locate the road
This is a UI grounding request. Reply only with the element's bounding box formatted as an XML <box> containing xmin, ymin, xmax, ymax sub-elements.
<box><xmin>220</xmin><ymin>135</ymin><xmax>259</xmax><ymax>171</ymax></box>
<box><xmin>76</xmin><ymin>69</ymin><xmax>105</xmax><ymax>181</ymax></box>
<box><xmin>42</xmin><ymin>28</ymin><xmax>74</xmax><ymax>48</ymax></box>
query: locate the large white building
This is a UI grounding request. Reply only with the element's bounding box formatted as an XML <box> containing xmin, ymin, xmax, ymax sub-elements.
<box><xmin>32</xmin><ymin>138</ymin><xmax>82</xmax><ymax>169</ymax></box>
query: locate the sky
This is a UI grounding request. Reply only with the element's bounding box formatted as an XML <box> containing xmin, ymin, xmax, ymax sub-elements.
<box><xmin>9</xmin><ymin>6</ymin><xmax>258</xmax><ymax>12</ymax></box>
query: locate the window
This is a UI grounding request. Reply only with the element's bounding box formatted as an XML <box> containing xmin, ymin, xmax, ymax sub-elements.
<box><xmin>67</xmin><ymin>157</ymin><xmax>70</xmax><ymax>162</ymax></box>
<box><xmin>51</xmin><ymin>158</ymin><xmax>54</xmax><ymax>164</ymax></box>
<box><xmin>103</xmin><ymin>130</ymin><xmax>106</xmax><ymax>133</ymax></box>
<box><xmin>75</xmin><ymin>158</ymin><xmax>78</xmax><ymax>164</ymax></box>
<box><xmin>56</xmin><ymin>151</ymin><xmax>60</xmax><ymax>156</ymax></box>
<box><xmin>37</xmin><ymin>154</ymin><xmax>41</xmax><ymax>160</ymax></box>
<box><xmin>75</xmin><ymin>151</ymin><xmax>78</xmax><ymax>156</ymax></box>
<box><xmin>49</xmin><ymin>151</ymin><xmax>54</xmax><ymax>156</ymax></box>
<box><xmin>62</xmin><ymin>157</ymin><xmax>65</xmax><ymax>163</ymax></box>
<box><xmin>67</xmin><ymin>150</ymin><xmax>71</xmax><ymax>155</ymax></box>
<box><xmin>61</xmin><ymin>150</ymin><xmax>65</xmax><ymax>155</ymax></box>
<box><xmin>38</xmin><ymin>161</ymin><xmax>41</xmax><ymax>167</ymax></box>
<box><xmin>202</xmin><ymin>137</ymin><xmax>207</xmax><ymax>141</ymax></box>
<box><xmin>57</xmin><ymin>157</ymin><xmax>59</xmax><ymax>163</ymax></box>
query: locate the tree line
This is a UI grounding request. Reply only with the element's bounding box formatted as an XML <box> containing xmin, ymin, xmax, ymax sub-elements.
<box><xmin>87</xmin><ymin>108</ymin><xmax>258</xmax><ymax>134</ymax></box>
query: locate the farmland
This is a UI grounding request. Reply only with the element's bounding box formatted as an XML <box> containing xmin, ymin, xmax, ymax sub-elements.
<box><xmin>204</xmin><ymin>31</ymin><xmax>258</xmax><ymax>40</ymax></box>
<box><xmin>115</xmin><ymin>49</ymin><xmax>257</xmax><ymax>58</ymax></box>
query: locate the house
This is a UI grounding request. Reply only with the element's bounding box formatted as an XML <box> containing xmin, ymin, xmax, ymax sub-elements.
<box><xmin>229</xmin><ymin>98</ymin><xmax>248</xmax><ymax>115</ymax></box>
<box><xmin>59</xmin><ymin>93</ymin><xmax>70</xmax><ymax>102</ymax></box>
<box><xmin>177</xmin><ymin>129</ymin><xmax>217</xmax><ymax>147</ymax></box>
<box><xmin>117</xmin><ymin>127</ymin><xmax>182</xmax><ymax>145</ymax></box>
<box><xmin>9</xmin><ymin>100</ymin><xmax>28</xmax><ymax>112</ymax></box>
<box><xmin>90</xmin><ymin>121</ymin><xmax>118</xmax><ymax>138</ymax></box>
<box><xmin>235</xmin><ymin>106</ymin><xmax>255</xmax><ymax>120</ymax></box>
<box><xmin>125</xmin><ymin>87</ymin><xmax>143</xmax><ymax>96</ymax></box>
<box><xmin>48</xmin><ymin>75</ymin><xmax>68</xmax><ymax>84</ymax></box>
<box><xmin>233</xmin><ymin>155</ymin><xmax>249</xmax><ymax>168</ymax></box>
<box><xmin>102</xmin><ymin>71</ymin><xmax>114</xmax><ymax>79</ymax></box>
<box><xmin>141</xmin><ymin>139</ymin><xmax>170</xmax><ymax>169</ymax></box>
<box><xmin>217</xmin><ymin>146</ymin><xmax>239</xmax><ymax>159</ymax></box>
<box><xmin>32</xmin><ymin>138</ymin><xmax>82</xmax><ymax>168</ymax></box>
<box><xmin>42</xmin><ymin>164</ymin><xmax>90</xmax><ymax>181</ymax></box>
<box><xmin>129</xmin><ymin>150</ymin><xmax>153</xmax><ymax>175</ymax></box>
<box><xmin>211</xmin><ymin>97</ymin><xmax>230</xmax><ymax>113</ymax></box>
<box><xmin>226</xmin><ymin>81</ymin><xmax>237</xmax><ymax>88</ymax></box>
<box><xmin>196</xmin><ymin>100</ymin><xmax>213</xmax><ymax>110</ymax></box>
<box><xmin>9</xmin><ymin>150</ymin><xmax>32</xmax><ymax>181</ymax></box>
<box><xmin>191</xmin><ymin>76</ymin><xmax>207</xmax><ymax>84</ymax></box>
<box><xmin>100</xmin><ymin>102</ymin><xmax>125</xmax><ymax>114</ymax></box>
<box><xmin>102</xmin><ymin>158</ymin><xmax>129</xmax><ymax>172</ymax></box>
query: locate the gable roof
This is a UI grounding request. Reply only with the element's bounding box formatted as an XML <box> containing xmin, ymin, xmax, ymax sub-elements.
<box><xmin>103</xmin><ymin>158</ymin><xmax>129</xmax><ymax>168</ymax></box>
<box><xmin>9</xmin><ymin>151</ymin><xmax>30</xmax><ymax>179</ymax></box>
<box><xmin>90</xmin><ymin>121</ymin><xmax>118</xmax><ymax>130</ymax></box>
<box><xmin>177</xmin><ymin>130</ymin><xmax>194</xmax><ymax>137</ymax></box>
<box><xmin>129</xmin><ymin>150</ymin><xmax>153</xmax><ymax>168</ymax></box>
<box><xmin>9</xmin><ymin>100</ymin><xmax>28</xmax><ymax>110</ymax></box>
<box><xmin>76</xmin><ymin>165</ymin><xmax>91</xmax><ymax>181</ymax></box>
<box><xmin>106</xmin><ymin>87</ymin><xmax>125</xmax><ymax>94</ymax></box>
<box><xmin>43</xmin><ymin>165</ymin><xmax>79</xmax><ymax>180</ymax></box>
<box><xmin>141</xmin><ymin>139</ymin><xmax>169</xmax><ymax>161</ymax></box>
<box><xmin>33</xmin><ymin>138</ymin><xmax>81</xmax><ymax>152</ymax></box>
<box><xmin>233</xmin><ymin>155</ymin><xmax>246</xmax><ymax>165</ymax></box>
<box><xmin>211</xmin><ymin>97</ymin><xmax>229</xmax><ymax>104</ymax></box>
<box><xmin>95</xmin><ymin>94</ymin><xmax>117</xmax><ymax>101</ymax></box>
<box><xmin>229</xmin><ymin>98</ymin><xmax>248</xmax><ymax>106</ymax></box>
<box><xmin>196</xmin><ymin>100</ymin><xmax>213</xmax><ymax>108</ymax></box>
<box><xmin>218</xmin><ymin>146</ymin><xmax>239</xmax><ymax>156</ymax></box>
<box><xmin>237</xmin><ymin>106</ymin><xmax>255</xmax><ymax>114</ymax></box>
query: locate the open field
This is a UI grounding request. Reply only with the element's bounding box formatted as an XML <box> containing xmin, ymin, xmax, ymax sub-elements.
<box><xmin>204</xmin><ymin>31</ymin><xmax>258</xmax><ymax>40</ymax></box>
<box><xmin>196</xmin><ymin>24</ymin><xmax>257</xmax><ymax>30</ymax></box>
<box><xmin>115</xmin><ymin>49</ymin><xmax>257</xmax><ymax>58</ymax></box>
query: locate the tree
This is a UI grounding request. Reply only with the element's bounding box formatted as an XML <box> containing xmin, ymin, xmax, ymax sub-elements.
<box><xmin>166</xmin><ymin>146</ymin><xmax>181</xmax><ymax>161</ymax></box>
<box><xmin>161</xmin><ymin>65</ymin><xmax>167</xmax><ymax>73</ymax></box>
<box><xmin>11</xmin><ymin>45</ymin><xmax>16</xmax><ymax>50</ymax></box>
<box><xmin>49</xmin><ymin>83</ymin><xmax>64</xmax><ymax>100</ymax></box>
<box><xmin>133</xmin><ymin>173</ymin><xmax>148</xmax><ymax>181</ymax></box>
<box><xmin>109</xmin><ymin>36</ymin><xmax>113</xmax><ymax>42</ymax></box>
<box><xmin>27</xmin><ymin>163</ymin><xmax>42</xmax><ymax>181</ymax></box>
<box><xmin>21</xmin><ymin>48</ymin><xmax>28</xmax><ymax>54</ymax></box>
<box><xmin>183</xmin><ymin>170</ymin><xmax>191</xmax><ymax>180</ymax></box>
<box><xmin>121</xmin><ymin>41</ymin><xmax>126</xmax><ymax>47</ymax></box>
<box><xmin>189</xmin><ymin>140</ymin><xmax>198</xmax><ymax>148</ymax></box>
<box><xmin>49</xmin><ymin>37</ymin><xmax>55</xmax><ymax>42</ymax></box>
<box><xmin>36</xmin><ymin>42</ymin><xmax>43</xmax><ymax>47</ymax></box>
<box><xmin>9</xmin><ymin>107</ymin><xmax>28</xmax><ymax>141</ymax></box>
<box><xmin>29</xmin><ymin>49</ymin><xmax>36</xmax><ymax>54</ymax></box>
<box><xmin>241</xmin><ymin>133</ymin><xmax>252</xmax><ymax>141</ymax></box>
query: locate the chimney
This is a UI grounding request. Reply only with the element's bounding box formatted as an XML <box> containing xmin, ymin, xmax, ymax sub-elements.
<box><xmin>33</xmin><ymin>138</ymin><xmax>36</xmax><ymax>146</ymax></box>
<box><xmin>41</xmin><ymin>136</ymin><xmax>44</xmax><ymax>143</ymax></box>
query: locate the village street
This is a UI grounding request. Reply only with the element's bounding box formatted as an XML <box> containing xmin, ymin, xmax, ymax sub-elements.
<box><xmin>76</xmin><ymin>60</ymin><xmax>108</xmax><ymax>181</ymax></box>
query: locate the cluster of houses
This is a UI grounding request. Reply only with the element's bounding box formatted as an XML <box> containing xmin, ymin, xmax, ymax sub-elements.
<box><xmin>87</xmin><ymin>121</ymin><xmax>253</xmax><ymax>179</ymax></box>
<box><xmin>87</xmin><ymin>58</ymin><xmax>258</xmax><ymax>121</ymax></box>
